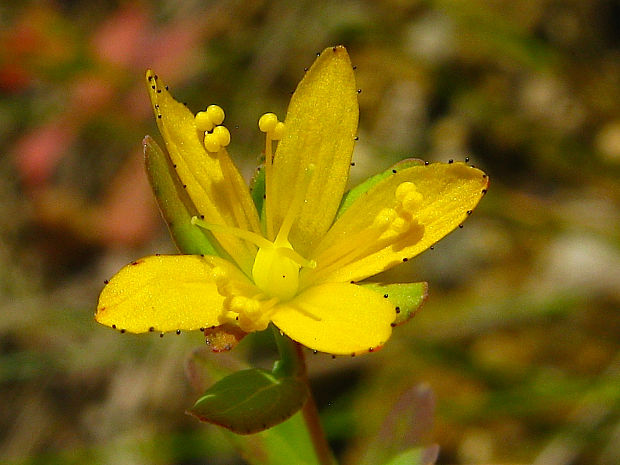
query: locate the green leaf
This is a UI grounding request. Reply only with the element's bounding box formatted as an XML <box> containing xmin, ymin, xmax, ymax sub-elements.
<box><xmin>143</xmin><ymin>135</ymin><xmax>219</xmax><ymax>256</ymax></box>
<box><xmin>361</xmin><ymin>282</ymin><xmax>428</xmax><ymax>326</ymax></box>
<box><xmin>185</xmin><ymin>348</ymin><xmax>320</xmax><ymax>464</ymax></box>
<box><xmin>336</xmin><ymin>158</ymin><xmax>425</xmax><ymax>219</ymax></box>
<box><xmin>188</xmin><ymin>368</ymin><xmax>309</xmax><ymax>434</ymax></box>
<box><xmin>382</xmin><ymin>446</ymin><xmax>439</xmax><ymax>465</ymax></box>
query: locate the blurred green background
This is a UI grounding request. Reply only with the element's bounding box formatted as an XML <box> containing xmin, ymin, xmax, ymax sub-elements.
<box><xmin>1</xmin><ymin>1</ymin><xmax>619</xmax><ymax>464</ymax></box>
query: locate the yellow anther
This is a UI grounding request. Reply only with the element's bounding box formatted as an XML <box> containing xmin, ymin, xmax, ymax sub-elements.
<box><xmin>210</xmin><ymin>266</ymin><xmax>227</xmax><ymax>283</ymax></box>
<box><xmin>395</xmin><ymin>182</ymin><xmax>417</xmax><ymax>201</ymax></box>
<box><xmin>259</xmin><ymin>113</ymin><xmax>278</xmax><ymax>133</ymax></box>
<box><xmin>272</xmin><ymin>121</ymin><xmax>285</xmax><ymax>140</ymax></box>
<box><xmin>206</xmin><ymin>105</ymin><xmax>225</xmax><ymax>125</ymax></box>
<box><xmin>228</xmin><ymin>296</ymin><xmax>261</xmax><ymax>315</ymax></box>
<box><xmin>390</xmin><ymin>216</ymin><xmax>411</xmax><ymax>234</ymax></box>
<box><xmin>373</xmin><ymin>208</ymin><xmax>397</xmax><ymax>229</ymax></box>
<box><xmin>195</xmin><ymin>111</ymin><xmax>214</xmax><ymax>132</ymax></box>
<box><xmin>204</xmin><ymin>132</ymin><xmax>221</xmax><ymax>153</ymax></box>
<box><xmin>213</xmin><ymin>125</ymin><xmax>231</xmax><ymax>147</ymax></box>
<box><xmin>401</xmin><ymin>191</ymin><xmax>423</xmax><ymax>212</ymax></box>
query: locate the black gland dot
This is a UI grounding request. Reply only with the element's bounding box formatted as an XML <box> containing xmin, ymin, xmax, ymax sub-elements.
<box><xmin>200</xmin><ymin>327</ymin><xmax>205</xmax><ymax>331</ymax></box>
<box><xmin>165</xmin><ymin>85</ymin><xmax>169</xmax><ymax>90</ymax></box>
<box><xmin>467</xmin><ymin>210</ymin><xmax>472</xmax><ymax>215</ymax></box>
<box><xmin>313</xmin><ymin>350</ymin><xmax>318</xmax><ymax>354</ymax></box>
<box><xmin>151</xmin><ymin>85</ymin><xmax>155</xmax><ymax>89</ymax></box>
<box><xmin>157</xmin><ymin>89</ymin><xmax>161</xmax><ymax>93</ymax></box>
<box><xmin>402</xmin><ymin>257</ymin><xmax>408</xmax><ymax>262</ymax></box>
<box><xmin>353</xmin><ymin>65</ymin><xmax>357</xmax><ymax>70</ymax></box>
<box><xmin>383</xmin><ymin>294</ymin><xmax>389</xmax><ymax>298</ymax></box>
<box><xmin>369</xmin><ymin>347</ymin><xmax>374</xmax><ymax>352</ymax></box>
<box><xmin>120</xmin><ymin>329</ymin><xmax>126</xmax><ymax>333</ymax></box>
<box><xmin>465</xmin><ymin>157</ymin><xmax>470</xmax><ymax>162</ymax></box>
<box><xmin>176</xmin><ymin>329</ymin><xmax>181</xmax><ymax>335</ymax></box>
<box><xmin>357</xmin><ymin>89</ymin><xmax>362</xmax><ymax>93</ymax></box>
<box><xmin>391</xmin><ymin>322</ymin><xmax>397</xmax><ymax>327</ymax></box>
<box><xmin>395</xmin><ymin>307</ymin><xmax>401</xmax><ymax>313</ymax></box>
<box><xmin>459</xmin><ymin>224</ymin><xmax>464</xmax><ymax>228</ymax></box>
<box><xmin>104</xmin><ymin>279</ymin><xmax>109</xmax><ymax>284</ymax></box>
<box><xmin>112</xmin><ymin>324</ymin><xmax>116</xmax><ymax>329</ymax></box>
<box><xmin>448</xmin><ymin>159</ymin><xmax>453</xmax><ymax>164</ymax></box>
<box><xmin>350</xmin><ymin>162</ymin><xmax>356</xmax><ymax>166</ymax></box>
<box><xmin>149</xmin><ymin>327</ymin><xmax>154</xmax><ymax>332</ymax></box>
<box><xmin>160</xmin><ymin>333</ymin><xmax>164</xmax><ymax>338</ymax></box>
<box><xmin>331</xmin><ymin>355</ymin><xmax>336</xmax><ymax>359</ymax></box>
<box><xmin>430</xmin><ymin>246</ymin><xmax>434</xmax><ymax>250</ymax></box>
<box><xmin>392</xmin><ymin>169</ymin><xmax>397</xmax><ymax>173</ymax></box>
<box><xmin>424</xmin><ymin>161</ymin><xmax>429</xmax><ymax>165</ymax></box>
<box><xmin>482</xmin><ymin>189</ymin><xmax>487</xmax><ymax>194</ymax></box>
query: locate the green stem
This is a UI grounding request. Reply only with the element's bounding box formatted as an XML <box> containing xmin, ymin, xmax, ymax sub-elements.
<box><xmin>271</xmin><ymin>327</ymin><xmax>336</xmax><ymax>465</ymax></box>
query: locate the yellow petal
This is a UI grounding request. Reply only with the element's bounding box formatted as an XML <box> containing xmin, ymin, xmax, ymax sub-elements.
<box><xmin>269</xmin><ymin>46</ymin><xmax>358</xmax><ymax>256</ymax></box>
<box><xmin>304</xmin><ymin>162</ymin><xmax>489</xmax><ymax>285</ymax></box>
<box><xmin>96</xmin><ymin>255</ymin><xmax>238</xmax><ymax>333</ymax></box>
<box><xmin>270</xmin><ymin>283</ymin><xmax>395</xmax><ymax>355</ymax></box>
<box><xmin>146</xmin><ymin>71</ymin><xmax>261</xmax><ymax>275</ymax></box>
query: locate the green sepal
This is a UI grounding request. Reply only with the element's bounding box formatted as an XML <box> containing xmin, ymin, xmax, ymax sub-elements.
<box><xmin>188</xmin><ymin>368</ymin><xmax>309</xmax><ymax>435</ymax></box>
<box><xmin>143</xmin><ymin>135</ymin><xmax>219</xmax><ymax>256</ymax></box>
<box><xmin>250</xmin><ymin>163</ymin><xmax>266</xmax><ymax>213</ymax></box>
<box><xmin>382</xmin><ymin>446</ymin><xmax>439</xmax><ymax>465</ymax></box>
<box><xmin>336</xmin><ymin>158</ymin><xmax>425</xmax><ymax>219</ymax></box>
<box><xmin>361</xmin><ymin>282</ymin><xmax>428</xmax><ymax>326</ymax></box>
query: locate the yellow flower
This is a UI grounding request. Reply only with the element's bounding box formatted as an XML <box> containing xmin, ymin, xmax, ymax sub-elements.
<box><xmin>95</xmin><ymin>46</ymin><xmax>488</xmax><ymax>355</ymax></box>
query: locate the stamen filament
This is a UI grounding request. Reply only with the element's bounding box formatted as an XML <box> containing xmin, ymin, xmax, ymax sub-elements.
<box><xmin>191</xmin><ymin>217</ymin><xmax>273</xmax><ymax>249</ymax></box>
<box><xmin>264</xmin><ymin>135</ymin><xmax>274</xmax><ymax>239</ymax></box>
<box><xmin>277</xmin><ymin>247</ymin><xmax>317</xmax><ymax>269</ymax></box>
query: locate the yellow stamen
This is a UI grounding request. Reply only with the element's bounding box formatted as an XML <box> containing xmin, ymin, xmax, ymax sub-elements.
<box><xmin>191</xmin><ymin>217</ymin><xmax>273</xmax><ymax>249</ymax></box>
<box><xmin>305</xmin><ymin>182</ymin><xmax>425</xmax><ymax>285</ymax></box>
<box><xmin>195</xmin><ymin>105</ymin><xmax>230</xmax><ymax>153</ymax></box>
<box><xmin>206</xmin><ymin>104</ymin><xmax>225</xmax><ymax>125</ymax></box>
<box><xmin>213</xmin><ymin>125</ymin><xmax>231</xmax><ymax>147</ymax></box>
<box><xmin>258</xmin><ymin>112</ymin><xmax>285</xmax><ymax>239</ymax></box>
